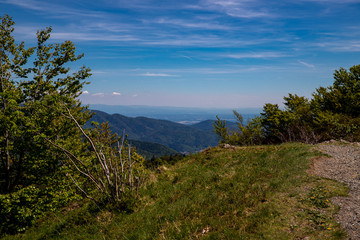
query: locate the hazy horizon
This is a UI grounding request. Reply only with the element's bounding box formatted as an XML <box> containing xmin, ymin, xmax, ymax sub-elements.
<box><xmin>89</xmin><ymin>104</ymin><xmax>260</xmax><ymax>123</ymax></box>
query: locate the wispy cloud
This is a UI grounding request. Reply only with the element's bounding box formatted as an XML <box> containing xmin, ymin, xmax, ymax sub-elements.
<box><xmin>316</xmin><ymin>40</ymin><xmax>360</xmax><ymax>52</ymax></box>
<box><xmin>299</xmin><ymin>0</ymin><xmax>360</xmax><ymax>3</ymax></box>
<box><xmin>51</xmin><ymin>32</ymin><xmax>139</xmax><ymax>42</ymax></box>
<box><xmin>1</xmin><ymin>0</ymin><xmax>104</xmax><ymax>18</ymax></box>
<box><xmin>198</xmin><ymin>0</ymin><xmax>274</xmax><ymax>19</ymax></box>
<box><xmin>91</xmin><ymin>71</ymin><xmax>108</xmax><ymax>74</ymax></box>
<box><xmin>112</xmin><ymin>92</ymin><xmax>121</xmax><ymax>95</ymax></box>
<box><xmin>92</xmin><ymin>92</ymin><xmax>105</xmax><ymax>97</ymax></box>
<box><xmin>298</xmin><ymin>60</ymin><xmax>315</xmax><ymax>68</ymax></box>
<box><xmin>140</xmin><ymin>72</ymin><xmax>179</xmax><ymax>77</ymax></box>
<box><xmin>153</xmin><ymin>18</ymin><xmax>233</xmax><ymax>30</ymax></box>
<box><xmin>180</xmin><ymin>55</ymin><xmax>193</xmax><ymax>60</ymax></box>
<box><xmin>224</xmin><ymin>52</ymin><xmax>287</xmax><ymax>59</ymax></box>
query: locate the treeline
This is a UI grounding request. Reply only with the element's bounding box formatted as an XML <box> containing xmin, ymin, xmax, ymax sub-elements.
<box><xmin>214</xmin><ymin>64</ymin><xmax>360</xmax><ymax>145</ymax></box>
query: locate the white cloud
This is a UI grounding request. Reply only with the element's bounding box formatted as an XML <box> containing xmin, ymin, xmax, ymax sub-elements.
<box><xmin>154</xmin><ymin>18</ymin><xmax>233</xmax><ymax>30</ymax></box>
<box><xmin>316</xmin><ymin>40</ymin><xmax>360</xmax><ymax>52</ymax></box>
<box><xmin>51</xmin><ymin>32</ymin><xmax>139</xmax><ymax>42</ymax></box>
<box><xmin>299</xmin><ymin>0</ymin><xmax>360</xmax><ymax>3</ymax></box>
<box><xmin>1</xmin><ymin>0</ymin><xmax>104</xmax><ymax>18</ymax></box>
<box><xmin>91</xmin><ymin>71</ymin><xmax>108</xmax><ymax>74</ymax></box>
<box><xmin>298</xmin><ymin>60</ymin><xmax>315</xmax><ymax>68</ymax></box>
<box><xmin>82</xmin><ymin>90</ymin><xmax>89</xmax><ymax>94</ymax></box>
<box><xmin>92</xmin><ymin>92</ymin><xmax>105</xmax><ymax>97</ymax></box>
<box><xmin>225</xmin><ymin>52</ymin><xmax>287</xmax><ymax>59</ymax></box>
<box><xmin>112</xmin><ymin>92</ymin><xmax>121</xmax><ymax>95</ymax></box>
<box><xmin>199</xmin><ymin>0</ymin><xmax>274</xmax><ymax>19</ymax></box>
<box><xmin>140</xmin><ymin>72</ymin><xmax>179</xmax><ymax>77</ymax></box>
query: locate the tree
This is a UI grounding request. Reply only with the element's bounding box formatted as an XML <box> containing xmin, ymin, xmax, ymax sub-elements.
<box><xmin>213</xmin><ymin>115</ymin><xmax>229</xmax><ymax>143</ymax></box>
<box><xmin>1</xmin><ymin>16</ymin><xmax>148</xmax><ymax>234</ymax></box>
<box><xmin>44</xmin><ymin>116</ymin><xmax>146</xmax><ymax>205</ymax></box>
<box><xmin>0</xmin><ymin>14</ymin><xmax>95</xmax><ymax>234</ymax></box>
<box><xmin>0</xmin><ymin>14</ymin><xmax>91</xmax><ymax>194</ymax></box>
<box><xmin>0</xmin><ymin>15</ymin><xmax>34</xmax><ymax>193</ymax></box>
<box><xmin>312</xmin><ymin>65</ymin><xmax>360</xmax><ymax>117</ymax></box>
<box><xmin>213</xmin><ymin>112</ymin><xmax>264</xmax><ymax>146</ymax></box>
<box><xmin>311</xmin><ymin>65</ymin><xmax>360</xmax><ymax>140</ymax></box>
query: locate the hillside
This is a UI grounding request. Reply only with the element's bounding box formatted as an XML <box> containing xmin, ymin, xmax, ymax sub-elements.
<box><xmin>6</xmin><ymin>143</ymin><xmax>347</xmax><ymax>239</ymax></box>
<box><xmin>87</xmin><ymin>110</ymin><xmax>219</xmax><ymax>153</ymax></box>
<box><xmin>191</xmin><ymin>119</ymin><xmax>238</xmax><ymax>132</ymax></box>
<box><xmin>128</xmin><ymin>139</ymin><xmax>179</xmax><ymax>160</ymax></box>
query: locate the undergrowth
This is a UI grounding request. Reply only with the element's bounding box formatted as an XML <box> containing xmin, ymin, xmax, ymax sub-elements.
<box><xmin>3</xmin><ymin>143</ymin><xmax>347</xmax><ymax>239</ymax></box>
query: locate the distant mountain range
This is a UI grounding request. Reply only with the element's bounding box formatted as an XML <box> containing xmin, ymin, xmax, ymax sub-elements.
<box><xmin>89</xmin><ymin>104</ymin><xmax>260</xmax><ymax>123</ymax></box>
<box><xmin>87</xmin><ymin>110</ymin><xmax>223</xmax><ymax>153</ymax></box>
<box><xmin>86</xmin><ymin>110</ymin><xmax>240</xmax><ymax>156</ymax></box>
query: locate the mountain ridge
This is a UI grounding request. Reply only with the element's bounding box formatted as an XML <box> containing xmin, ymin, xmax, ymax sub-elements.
<box><xmin>87</xmin><ymin>110</ymin><xmax>220</xmax><ymax>153</ymax></box>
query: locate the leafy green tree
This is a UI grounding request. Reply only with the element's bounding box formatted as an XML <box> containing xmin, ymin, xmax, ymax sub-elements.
<box><xmin>213</xmin><ymin>111</ymin><xmax>264</xmax><ymax>146</ymax></box>
<box><xmin>0</xmin><ymin>14</ymin><xmax>91</xmax><ymax>194</ymax></box>
<box><xmin>0</xmin><ymin>15</ymin><xmax>34</xmax><ymax>193</ymax></box>
<box><xmin>213</xmin><ymin>115</ymin><xmax>229</xmax><ymax>143</ymax></box>
<box><xmin>312</xmin><ymin>65</ymin><xmax>360</xmax><ymax>117</ymax></box>
<box><xmin>260</xmin><ymin>103</ymin><xmax>288</xmax><ymax>143</ymax></box>
<box><xmin>0</xmin><ymin>14</ymin><xmax>91</xmax><ymax>234</ymax></box>
<box><xmin>311</xmin><ymin>65</ymin><xmax>360</xmax><ymax>140</ymax></box>
<box><xmin>261</xmin><ymin>94</ymin><xmax>318</xmax><ymax>143</ymax></box>
<box><xmin>0</xmin><ymin>14</ymin><xmax>148</xmax><ymax>235</ymax></box>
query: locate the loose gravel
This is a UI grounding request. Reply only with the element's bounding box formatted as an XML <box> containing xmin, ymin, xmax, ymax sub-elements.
<box><xmin>313</xmin><ymin>141</ymin><xmax>360</xmax><ymax>240</ymax></box>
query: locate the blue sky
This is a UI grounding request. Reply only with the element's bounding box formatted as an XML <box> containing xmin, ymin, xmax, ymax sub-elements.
<box><xmin>1</xmin><ymin>0</ymin><xmax>360</xmax><ymax>108</ymax></box>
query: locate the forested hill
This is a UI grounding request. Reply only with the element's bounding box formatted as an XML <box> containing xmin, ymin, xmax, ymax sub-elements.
<box><xmin>191</xmin><ymin>119</ymin><xmax>238</xmax><ymax>132</ymax></box>
<box><xmin>87</xmin><ymin>110</ymin><xmax>219</xmax><ymax>153</ymax></box>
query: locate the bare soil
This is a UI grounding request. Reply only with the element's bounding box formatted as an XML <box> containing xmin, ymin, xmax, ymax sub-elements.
<box><xmin>313</xmin><ymin>141</ymin><xmax>360</xmax><ymax>239</ymax></box>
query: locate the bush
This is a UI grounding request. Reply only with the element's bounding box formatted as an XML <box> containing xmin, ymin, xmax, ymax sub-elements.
<box><xmin>0</xmin><ymin>182</ymin><xmax>79</xmax><ymax>235</ymax></box>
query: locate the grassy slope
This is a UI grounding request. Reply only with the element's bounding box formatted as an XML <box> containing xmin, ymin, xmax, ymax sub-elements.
<box><xmin>6</xmin><ymin>143</ymin><xmax>348</xmax><ymax>239</ymax></box>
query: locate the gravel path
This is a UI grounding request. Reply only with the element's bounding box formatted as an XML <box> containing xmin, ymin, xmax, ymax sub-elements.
<box><xmin>313</xmin><ymin>142</ymin><xmax>360</xmax><ymax>240</ymax></box>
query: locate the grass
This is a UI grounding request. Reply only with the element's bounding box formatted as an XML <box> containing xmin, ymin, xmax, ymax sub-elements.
<box><xmin>4</xmin><ymin>143</ymin><xmax>348</xmax><ymax>239</ymax></box>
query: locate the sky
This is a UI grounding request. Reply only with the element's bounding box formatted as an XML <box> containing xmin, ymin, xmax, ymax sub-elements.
<box><xmin>1</xmin><ymin>0</ymin><xmax>360</xmax><ymax>108</ymax></box>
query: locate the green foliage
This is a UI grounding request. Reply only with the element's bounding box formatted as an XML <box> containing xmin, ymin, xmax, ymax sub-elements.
<box><xmin>0</xmin><ymin>14</ymin><xmax>91</xmax><ymax>234</ymax></box>
<box><xmin>313</xmin><ymin>65</ymin><xmax>360</xmax><ymax>117</ymax></box>
<box><xmin>1</xmin><ymin>15</ymin><xmax>150</xmax><ymax>235</ymax></box>
<box><xmin>144</xmin><ymin>154</ymin><xmax>185</xmax><ymax>170</ymax></box>
<box><xmin>213</xmin><ymin>111</ymin><xmax>263</xmax><ymax>146</ymax></box>
<box><xmin>310</xmin><ymin>66</ymin><xmax>360</xmax><ymax>140</ymax></box>
<box><xmin>46</xmin><ymin>120</ymin><xmax>148</xmax><ymax>207</ymax></box>
<box><xmin>213</xmin><ymin>115</ymin><xmax>229</xmax><ymax>143</ymax></box>
<box><xmin>0</xmin><ymin>182</ymin><xmax>79</xmax><ymax>235</ymax></box>
<box><xmin>214</xmin><ymin>64</ymin><xmax>360</xmax><ymax>145</ymax></box>
<box><xmin>261</xmin><ymin>94</ymin><xmax>318</xmax><ymax>143</ymax></box>
<box><xmin>0</xmin><ymin>14</ymin><xmax>91</xmax><ymax>194</ymax></box>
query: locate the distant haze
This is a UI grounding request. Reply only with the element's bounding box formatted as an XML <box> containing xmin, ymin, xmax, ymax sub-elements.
<box><xmin>89</xmin><ymin>104</ymin><xmax>261</xmax><ymax>123</ymax></box>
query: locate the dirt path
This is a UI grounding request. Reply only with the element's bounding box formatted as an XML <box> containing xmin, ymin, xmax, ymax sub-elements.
<box><xmin>313</xmin><ymin>142</ymin><xmax>360</xmax><ymax>239</ymax></box>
